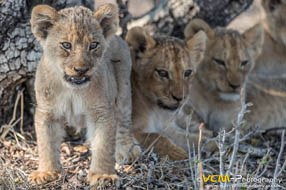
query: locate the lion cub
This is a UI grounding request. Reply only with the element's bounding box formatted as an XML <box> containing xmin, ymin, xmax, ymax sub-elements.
<box><xmin>29</xmin><ymin>4</ymin><xmax>136</xmax><ymax>187</ymax></box>
<box><xmin>125</xmin><ymin>27</ymin><xmax>215</xmax><ymax>160</ymax></box>
<box><xmin>183</xmin><ymin>19</ymin><xmax>264</xmax><ymax>132</ymax></box>
<box><xmin>252</xmin><ymin>0</ymin><xmax>286</xmax><ymax>75</ymax></box>
<box><xmin>185</xmin><ymin>19</ymin><xmax>286</xmax><ymax>133</ymax></box>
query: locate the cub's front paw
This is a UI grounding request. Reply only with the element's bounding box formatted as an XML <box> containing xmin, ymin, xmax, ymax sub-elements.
<box><xmin>168</xmin><ymin>144</ymin><xmax>188</xmax><ymax>160</ymax></box>
<box><xmin>115</xmin><ymin>138</ymin><xmax>141</xmax><ymax>164</ymax></box>
<box><xmin>29</xmin><ymin>171</ymin><xmax>60</xmax><ymax>185</ymax></box>
<box><xmin>88</xmin><ymin>172</ymin><xmax>119</xmax><ymax>189</ymax></box>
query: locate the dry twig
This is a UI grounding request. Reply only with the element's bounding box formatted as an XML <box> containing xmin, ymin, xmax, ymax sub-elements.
<box><xmin>198</xmin><ymin>123</ymin><xmax>204</xmax><ymax>190</ymax></box>
<box><xmin>272</xmin><ymin>130</ymin><xmax>285</xmax><ymax>189</ymax></box>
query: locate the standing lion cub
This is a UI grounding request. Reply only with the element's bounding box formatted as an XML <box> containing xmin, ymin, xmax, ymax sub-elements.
<box><xmin>29</xmin><ymin>3</ymin><xmax>136</xmax><ymax>188</ymax></box>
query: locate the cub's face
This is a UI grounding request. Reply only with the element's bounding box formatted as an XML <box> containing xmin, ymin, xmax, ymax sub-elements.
<box><xmin>31</xmin><ymin>4</ymin><xmax>118</xmax><ymax>88</ymax></box>
<box><xmin>200</xmin><ymin>30</ymin><xmax>254</xmax><ymax>95</ymax></box>
<box><xmin>262</xmin><ymin>0</ymin><xmax>286</xmax><ymax>46</ymax></box>
<box><xmin>126</xmin><ymin>28</ymin><xmax>207</xmax><ymax>110</ymax></box>
<box><xmin>184</xmin><ymin>19</ymin><xmax>264</xmax><ymax>100</ymax></box>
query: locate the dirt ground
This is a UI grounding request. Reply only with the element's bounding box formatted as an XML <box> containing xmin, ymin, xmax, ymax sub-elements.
<box><xmin>0</xmin><ymin>123</ymin><xmax>285</xmax><ymax>190</ymax></box>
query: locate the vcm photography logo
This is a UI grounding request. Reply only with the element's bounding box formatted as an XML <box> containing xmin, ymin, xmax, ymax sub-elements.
<box><xmin>197</xmin><ymin>175</ymin><xmax>236</xmax><ymax>183</ymax></box>
<box><xmin>197</xmin><ymin>174</ymin><xmax>282</xmax><ymax>184</ymax></box>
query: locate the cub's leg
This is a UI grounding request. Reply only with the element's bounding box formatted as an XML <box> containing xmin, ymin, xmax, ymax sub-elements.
<box><xmin>87</xmin><ymin>112</ymin><xmax>118</xmax><ymax>188</ymax></box>
<box><xmin>134</xmin><ymin>132</ymin><xmax>188</xmax><ymax>160</ymax></box>
<box><xmin>134</xmin><ymin>128</ymin><xmax>217</xmax><ymax>160</ymax></box>
<box><xmin>29</xmin><ymin>109</ymin><xmax>64</xmax><ymax>184</ymax></box>
<box><xmin>115</xmin><ymin>113</ymin><xmax>141</xmax><ymax>164</ymax></box>
<box><xmin>110</xmin><ymin>44</ymin><xmax>141</xmax><ymax>164</ymax></box>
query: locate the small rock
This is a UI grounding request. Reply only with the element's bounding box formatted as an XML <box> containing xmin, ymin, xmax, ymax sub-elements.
<box><xmin>3</xmin><ymin>140</ymin><xmax>12</xmax><ymax>147</ymax></box>
<box><xmin>62</xmin><ymin>143</ymin><xmax>71</xmax><ymax>155</ymax></box>
<box><xmin>73</xmin><ymin>145</ymin><xmax>88</xmax><ymax>153</ymax></box>
<box><xmin>77</xmin><ymin>169</ymin><xmax>87</xmax><ymax>181</ymax></box>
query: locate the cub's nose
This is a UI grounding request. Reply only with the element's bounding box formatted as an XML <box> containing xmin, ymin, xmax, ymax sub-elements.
<box><xmin>229</xmin><ymin>83</ymin><xmax>240</xmax><ymax>90</ymax></box>
<box><xmin>73</xmin><ymin>67</ymin><xmax>89</xmax><ymax>74</ymax></box>
<box><xmin>172</xmin><ymin>94</ymin><xmax>183</xmax><ymax>102</ymax></box>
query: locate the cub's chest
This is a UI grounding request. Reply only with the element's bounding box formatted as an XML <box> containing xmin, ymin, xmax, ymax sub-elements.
<box><xmin>146</xmin><ymin>109</ymin><xmax>176</xmax><ymax>133</ymax></box>
<box><xmin>207</xmin><ymin>104</ymin><xmax>241</xmax><ymax>131</ymax></box>
<box><xmin>53</xmin><ymin>91</ymin><xmax>86</xmax><ymax>126</ymax></box>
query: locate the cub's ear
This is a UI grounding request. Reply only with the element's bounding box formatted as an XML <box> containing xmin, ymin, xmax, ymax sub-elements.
<box><xmin>243</xmin><ymin>24</ymin><xmax>264</xmax><ymax>59</ymax></box>
<box><xmin>31</xmin><ymin>5</ymin><xmax>59</xmax><ymax>44</ymax></box>
<box><xmin>184</xmin><ymin>19</ymin><xmax>214</xmax><ymax>41</ymax></box>
<box><xmin>125</xmin><ymin>27</ymin><xmax>156</xmax><ymax>55</ymax></box>
<box><xmin>94</xmin><ymin>3</ymin><xmax>119</xmax><ymax>39</ymax></box>
<box><xmin>262</xmin><ymin>0</ymin><xmax>283</xmax><ymax>12</ymax></box>
<box><xmin>186</xmin><ymin>31</ymin><xmax>207</xmax><ymax>69</ymax></box>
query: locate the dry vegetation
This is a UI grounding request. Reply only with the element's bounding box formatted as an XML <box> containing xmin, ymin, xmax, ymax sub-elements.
<box><xmin>0</xmin><ymin>90</ymin><xmax>285</xmax><ymax>190</ymax></box>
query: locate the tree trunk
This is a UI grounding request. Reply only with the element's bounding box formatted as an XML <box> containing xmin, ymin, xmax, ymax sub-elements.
<box><xmin>0</xmin><ymin>0</ymin><xmax>253</xmax><ymax>126</ymax></box>
<box><xmin>127</xmin><ymin>0</ymin><xmax>253</xmax><ymax>38</ymax></box>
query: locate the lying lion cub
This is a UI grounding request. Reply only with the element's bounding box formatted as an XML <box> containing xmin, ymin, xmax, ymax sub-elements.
<box><xmin>252</xmin><ymin>0</ymin><xmax>286</xmax><ymax>76</ymax></box>
<box><xmin>183</xmin><ymin>19</ymin><xmax>264</xmax><ymax>132</ymax></box>
<box><xmin>185</xmin><ymin>19</ymin><xmax>286</xmax><ymax>133</ymax></box>
<box><xmin>126</xmin><ymin>27</ymin><xmax>216</xmax><ymax>160</ymax></box>
<box><xmin>29</xmin><ymin>4</ymin><xmax>137</xmax><ymax>187</ymax></box>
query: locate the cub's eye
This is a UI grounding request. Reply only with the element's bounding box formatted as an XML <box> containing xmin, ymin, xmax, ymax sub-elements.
<box><xmin>61</xmin><ymin>42</ymin><xmax>72</xmax><ymax>50</ymax></box>
<box><xmin>213</xmin><ymin>58</ymin><xmax>225</xmax><ymax>67</ymax></box>
<box><xmin>184</xmin><ymin>69</ymin><xmax>193</xmax><ymax>78</ymax></box>
<box><xmin>89</xmin><ymin>42</ymin><xmax>100</xmax><ymax>51</ymax></box>
<box><xmin>156</xmin><ymin>69</ymin><xmax>169</xmax><ymax>79</ymax></box>
<box><xmin>241</xmin><ymin>60</ymin><xmax>249</xmax><ymax>67</ymax></box>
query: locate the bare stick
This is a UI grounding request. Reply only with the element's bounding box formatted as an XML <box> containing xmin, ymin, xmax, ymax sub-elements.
<box><xmin>198</xmin><ymin>123</ymin><xmax>204</xmax><ymax>190</ymax></box>
<box><xmin>218</xmin><ymin>129</ymin><xmax>226</xmax><ymax>189</ymax></box>
<box><xmin>240</xmin><ymin>151</ymin><xmax>250</xmax><ymax>175</ymax></box>
<box><xmin>20</xmin><ymin>90</ymin><xmax>24</xmax><ymax>134</ymax></box>
<box><xmin>186</xmin><ymin>114</ymin><xmax>197</xmax><ymax>189</ymax></box>
<box><xmin>0</xmin><ymin>90</ymin><xmax>22</xmax><ymax>139</ymax></box>
<box><xmin>272</xmin><ymin>130</ymin><xmax>285</xmax><ymax>189</ymax></box>
<box><xmin>255</xmin><ymin>148</ymin><xmax>271</xmax><ymax>178</ymax></box>
<box><xmin>227</xmin><ymin>86</ymin><xmax>247</xmax><ymax>172</ymax></box>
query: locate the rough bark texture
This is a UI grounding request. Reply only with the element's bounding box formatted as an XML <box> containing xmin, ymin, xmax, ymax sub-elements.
<box><xmin>127</xmin><ymin>0</ymin><xmax>253</xmax><ymax>38</ymax></box>
<box><xmin>195</xmin><ymin>0</ymin><xmax>253</xmax><ymax>28</ymax></box>
<box><xmin>143</xmin><ymin>0</ymin><xmax>200</xmax><ymax>37</ymax></box>
<box><xmin>0</xmin><ymin>0</ymin><xmax>253</xmax><ymax>126</ymax></box>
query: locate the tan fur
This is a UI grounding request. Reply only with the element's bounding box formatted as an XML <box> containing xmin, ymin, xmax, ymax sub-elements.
<box><xmin>252</xmin><ymin>0</ymin><xmax>286</xmax><ymax>75</ymax></box>
<box><xmin>228</xmin><ymin>0</ymin><xmax>286</xmax><ymax>131</ymax></box>
<box><xmin>183</xmin><ymin>19</ymin><xmax>264</xmax><ymax>132</ymax></box>
<box><xmin>29</xmin><ymin>4</ymin><xmax>138</xmax><ymax>187</ymax></box>
<box><xmin>243</xmin><ymin>75</ymin><xmax>286</xmax><ymax>132</ymax></box>
<box><xmin>227</xmin><ymin>0</ymin><xmax>266</xmax><ymax>33</ymax></box>
<box><xmin>125</xmin><ymin>27</ymin><xmax>216</xmax><ymax>160</ymax></box>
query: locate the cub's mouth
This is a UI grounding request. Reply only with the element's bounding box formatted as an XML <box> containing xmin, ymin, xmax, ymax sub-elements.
<box><xmin>64</xmin><ymin>75</ymin><xmax>91</xmax><ymax>85</ymax></box>
<box><xmin>157</xmin><ymin>100</ymin><xmax>179</xmax><ymax>111</ymax></box>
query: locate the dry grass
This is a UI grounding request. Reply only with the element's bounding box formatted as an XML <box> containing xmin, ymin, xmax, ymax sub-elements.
<box><xmin>0</xmin><ymin>124</ymin><xmax>285</xmax><ymax>190</ymax></box>
<box><xmin>0</xmin><ymin>91</ymin><xmax>286</xmax><ymax>190</ymax></box>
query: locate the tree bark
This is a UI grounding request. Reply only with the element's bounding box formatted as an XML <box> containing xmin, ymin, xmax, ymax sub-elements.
<box><xmin>0</xmin><ymin>0</ymin><xmax>253</xmax><ymax>126</ymax></box>
<box><xmin>128</xmin><ymin>0</ymin><xmax>253</xmax><ymax>38</ymax></box>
